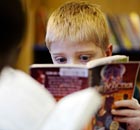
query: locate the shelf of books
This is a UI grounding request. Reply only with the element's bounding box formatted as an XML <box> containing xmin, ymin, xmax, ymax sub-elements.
<box><xmin>107</xmin><ymin>13</ymin><xmax>140</xmax><ymax>53</ymax></box>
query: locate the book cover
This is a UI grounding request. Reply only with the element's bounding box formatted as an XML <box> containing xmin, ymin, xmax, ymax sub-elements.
<box><xmin>89</xmin><ymin>62</ymin><xmax>140</xmax><ymax>130</ymax></box>
<box><xmin>30</xmin><ymin>64</ymin><xmax>88</xmax><ymax>101</ymax></box>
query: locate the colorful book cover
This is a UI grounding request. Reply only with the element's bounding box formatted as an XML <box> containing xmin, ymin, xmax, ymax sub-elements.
<box><xmin>89</xmin><ymin>62</ymin><xmax>140</xmax><ymax>130</ymax></box>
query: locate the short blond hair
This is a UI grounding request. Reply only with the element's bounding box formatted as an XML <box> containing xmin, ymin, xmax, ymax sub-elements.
<box><xmin>46</xmin><ymin>0</ymin><xmax>109</xmax><ymax>50</ymax></box>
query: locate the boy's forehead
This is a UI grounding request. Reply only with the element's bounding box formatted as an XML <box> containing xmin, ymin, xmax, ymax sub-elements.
<box><xmin>50</xmin><ymin>40</ymin><xmax>103</xmax><ymax>53</ymax></box>
<box><xmin>51</xmin><ymin>40</ymin><xmax>96</xmax><ymax>48</ymax></box>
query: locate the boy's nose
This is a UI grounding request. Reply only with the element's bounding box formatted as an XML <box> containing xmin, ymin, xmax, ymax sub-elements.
<box><xmin>68</xmin><ymin>58</ymin><xmax>79</xmax><ymax>64</ymax></box>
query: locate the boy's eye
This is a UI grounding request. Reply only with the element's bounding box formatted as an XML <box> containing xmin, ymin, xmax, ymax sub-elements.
<box><xmin>55</xmin><ymin>56</ymin><xmax>67</xmax><ymax>64</ymax></box>
<box><xmin>80</xmin><ymin>55</ymin><xmax>91</xmax><ymax>63</ymax></box>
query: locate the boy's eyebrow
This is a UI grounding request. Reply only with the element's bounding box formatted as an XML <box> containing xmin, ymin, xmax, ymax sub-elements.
<box><xmin>52</xmin><ymin>51</ymin><xmax>95</xmax><ymax>55</ymax></box>
<box><xmin>75</xmin><ymin>51</ymin><xmax>95</xmax><ymax>54</ymax></box>
<box><xmin>51</xmin><ymin>53</ymin><xmax>65</xmax><ymax>55</ymax></box>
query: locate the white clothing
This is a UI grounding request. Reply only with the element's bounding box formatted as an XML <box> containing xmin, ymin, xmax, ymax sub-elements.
<box><xmin>0</xmin><ymin>67</ymin><xmax>56</xmax><ymax>130</ymax></box>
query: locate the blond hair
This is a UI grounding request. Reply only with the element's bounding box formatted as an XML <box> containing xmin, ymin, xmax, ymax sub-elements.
<box><xmin>46</xmin><ymin>0</ymin><xmax>109</xmax><ymax>50</ymax></box>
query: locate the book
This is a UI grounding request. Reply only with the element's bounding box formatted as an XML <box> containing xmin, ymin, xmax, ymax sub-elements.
<box><xmin>118</xmin><ymin>14</ymin><xmax>140</xmax><ymax>50</ymax></box>
<box><xmin>116</xmin><ymin>15</ymin><xmax>132</xmax><ymax>50</ymax></box>
<box><xmin>105</xmin><ymin>15</ymin><xmax>120</xmax><ymax>53</ymax></box>
<box><xmin>30</xmin><ymin>55</ymin><xmax>129</xmax><ymax>100</ymax></box>
<box><xmin>30</xmin><ymin>55</ymin><xmax>140</xmax><ymax>130</ymax></box>
<box><xmin>129</xmin><ymin>12</ymin><xmax>140</xmax><ymax>50</ymax></box>
<box><xmin>107</xmin><ymin>15</ymin><xmax>125</xmax><ymax>50</ymax></box>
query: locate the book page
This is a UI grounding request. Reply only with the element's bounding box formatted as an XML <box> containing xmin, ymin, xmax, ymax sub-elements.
<box><xmin>30</xmin><ymin>63</ymin><xmax>86</xmax><ymax>69</ymax></box>
<box><xmin>87</xmin><ymin>55</ymin><xmax>129</xmax><ymax>69</ymax></box>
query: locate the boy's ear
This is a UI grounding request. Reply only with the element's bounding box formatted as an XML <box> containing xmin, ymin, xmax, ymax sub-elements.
<box><xmin>105</xmin><ymin>44</ymin><xmax>112</xmax><ymax>56</ymax></box>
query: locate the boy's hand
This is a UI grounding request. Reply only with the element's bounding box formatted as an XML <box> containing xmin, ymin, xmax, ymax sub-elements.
<box><xmin>111</xmin><ymin>98</ymin><xmax>140</xmax><ymax>130</ymax></box>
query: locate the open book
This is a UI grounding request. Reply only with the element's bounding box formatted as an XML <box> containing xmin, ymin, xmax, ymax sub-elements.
<box><xmin>30</xmin><ymin>55</ymin><xmax>140</xmax><ymax>130</ymax></box>
<box><xmin>30</xmin><ymin>55</ymin><xmax>129</xmax><ymax>99</ymax></box>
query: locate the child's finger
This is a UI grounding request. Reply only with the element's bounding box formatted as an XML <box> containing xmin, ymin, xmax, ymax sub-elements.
<box><xmin>114</xmin><ymin>99</ymin><xmax>140</xmax><ymax>110</ymax></box>
<box><xmin>111</xmin><ymin>109</ymin><xmax>140</xmax><ymax>117</ymax></box>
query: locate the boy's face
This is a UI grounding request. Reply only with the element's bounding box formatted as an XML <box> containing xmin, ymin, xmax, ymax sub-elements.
<box><xmin>50</xmin><ymin>40</ymin><xmax>112</xmax><ymax>65</ymax></box>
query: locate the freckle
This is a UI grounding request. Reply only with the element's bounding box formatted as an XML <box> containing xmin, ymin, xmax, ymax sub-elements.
<box><xmin>93</xmin><ymin>11</ymin><xmax>97</xmax><ymax>16</ymax></box>
<box><xmin>69</xmin><ymin>22</ymin><xmax>71</xmax><ymax>27</ymax></box>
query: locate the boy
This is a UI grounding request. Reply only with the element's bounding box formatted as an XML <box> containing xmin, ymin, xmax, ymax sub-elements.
<box><xmin>45</xmin><ymin>1</ymin><xmax>140</xmax><ymax>130</ymax></box>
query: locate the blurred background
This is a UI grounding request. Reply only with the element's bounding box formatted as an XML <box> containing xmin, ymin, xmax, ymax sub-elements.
<box><xmin>18</xmin><ymin>0</ymin><xmax>140</xmax><ymax>86</ymax></box>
